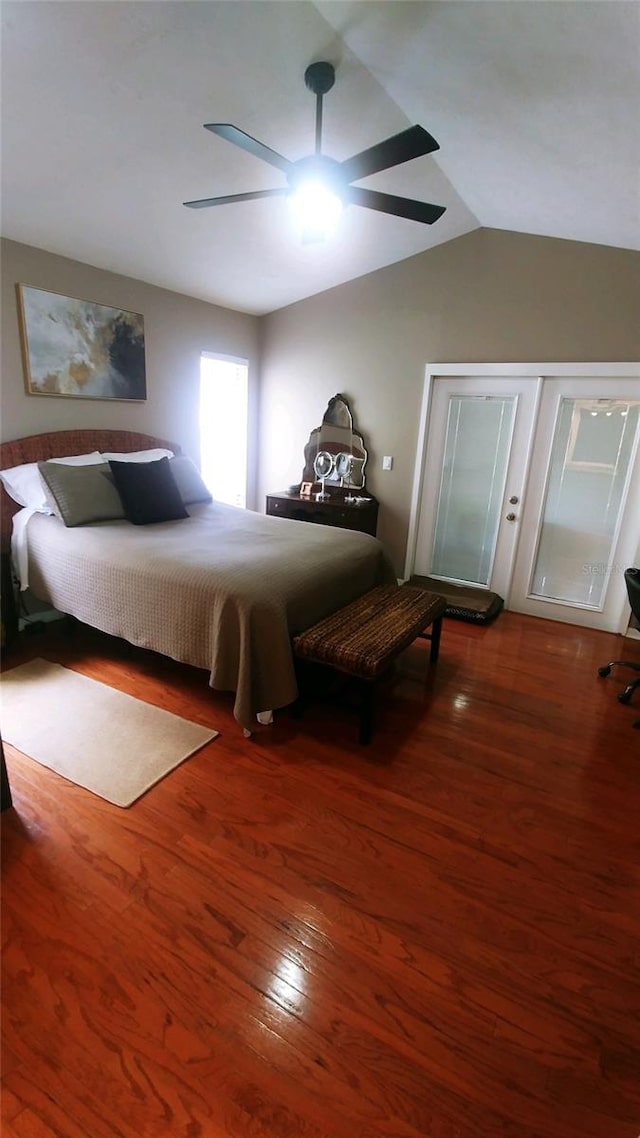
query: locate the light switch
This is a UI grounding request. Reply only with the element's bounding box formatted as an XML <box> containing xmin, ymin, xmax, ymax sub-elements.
<box><xmin>382</xmin><ymin>456</ymin><xmax>393</xmax><ymax>471</ymax></box>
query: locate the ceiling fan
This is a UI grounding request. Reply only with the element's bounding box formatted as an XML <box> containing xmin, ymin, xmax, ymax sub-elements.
<box><xmin>184</xmin><ymin>61</ymin><xmax>446</xmax><ymax>232</ymax></box>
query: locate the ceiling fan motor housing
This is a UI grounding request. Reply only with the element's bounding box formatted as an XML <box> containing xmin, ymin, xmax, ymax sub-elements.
<box><xmin>304</xmin><ymin>62</ymin><xmax>335</xmax><ymax>96</ymax></box>
<box><xmin>288</xmin><ymin>154</ymin><xmax>344</xmax><ymax>197</ymax></box>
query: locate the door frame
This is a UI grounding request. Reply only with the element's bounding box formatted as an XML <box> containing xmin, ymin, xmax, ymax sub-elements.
<box><xmin>405</xmin><ymin>363</ymin><xmax>640</xmax><ymax>630</ymax></box>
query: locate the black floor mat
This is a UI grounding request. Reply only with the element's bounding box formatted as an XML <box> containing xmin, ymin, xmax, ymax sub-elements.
<box><xmin>409</xmin><ymin>576</ymin><xmax>504</xmax><ymax>625</ymax></box>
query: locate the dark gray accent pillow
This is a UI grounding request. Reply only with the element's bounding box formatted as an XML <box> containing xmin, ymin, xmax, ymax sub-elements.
<box><xmin>38</xmin><ymin>461</ymin><xmax>126</xmax><ymax>526</ymax></box>
<box><xmin>108</xmin><ymin>457</ymin><xmax>188</xmax><ymax>525</ymax></box>
<box><xmin>169</xmin><ymin>456</ymin><xmax>213</xmax><ymax>505</ymax></box>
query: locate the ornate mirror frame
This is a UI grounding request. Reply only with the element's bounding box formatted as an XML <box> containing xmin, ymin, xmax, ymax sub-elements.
<box><xmin>302</xmin><ymin>394</ymin><xmax>369</xmax><ymax>489</ymax></box>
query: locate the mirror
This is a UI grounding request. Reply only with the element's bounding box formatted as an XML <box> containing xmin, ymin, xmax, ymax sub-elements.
<box><xmin>302</xmin><ymin>394</ymin><xmax>368</xmax><ymax>489</ymax></box>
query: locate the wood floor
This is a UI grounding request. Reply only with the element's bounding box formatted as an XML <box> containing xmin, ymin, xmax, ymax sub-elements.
<box><xmin>1</xmin><ymin>613</ymin><xmax>639</xmax><ymax>1138</ymax></box>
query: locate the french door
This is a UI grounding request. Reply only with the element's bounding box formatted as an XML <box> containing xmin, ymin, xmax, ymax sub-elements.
<box><xmin>412</xmin><ymin>377</ymin><xmax>541</xmax><ymax>601</ymax></box>
<box><xmin>408</xmin><ymin>365</ymin><xmax>640</xmax><ymax>633</ymax></box>
<box><xmin>508</xmin><ymin>377</ymin><xmax>640</xmax><ymax>630</ymax></box>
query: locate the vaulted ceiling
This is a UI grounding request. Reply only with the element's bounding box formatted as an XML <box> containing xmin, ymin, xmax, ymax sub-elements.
<box><xmin>1</xmin><ymin>1</ymin><xmax>638</xmax><ymax>315</ymax></box>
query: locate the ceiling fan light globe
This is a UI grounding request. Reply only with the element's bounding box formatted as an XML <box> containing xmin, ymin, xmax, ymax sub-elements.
<box><xmin>288</xmin><ymin>179</ymin><xmax>343</xmax><ymax>244</ymax></box>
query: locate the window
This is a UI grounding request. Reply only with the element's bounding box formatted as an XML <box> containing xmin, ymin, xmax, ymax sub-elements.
<box><xmin>199</xmin><ymin>354</ymin><xmax>248</xmax><ymax>508</ymax></box>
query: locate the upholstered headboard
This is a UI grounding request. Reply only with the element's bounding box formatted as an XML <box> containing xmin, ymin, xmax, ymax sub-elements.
<box><xmin>0</xmin><ymin>429</ymin><xmax>181</xmax><ymax>550</ymax></box>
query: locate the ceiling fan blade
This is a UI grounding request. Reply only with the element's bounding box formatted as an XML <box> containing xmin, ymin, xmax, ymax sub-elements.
<box><xmin>204</xmin><ymin>124</ymin><xmax>294</xmax><ymax>175</ymax></box>
<box><xmin>346</xmin><ymin>186</ymin><xmax>446</xmax><ymax>225</ymax></box>
<box><xmin>184</xmin><ymin>188</ymin><xmax>288</xmax><ymax>209</ymax></box>
<box><xmin>340</xmin><ymin>125</ymin><xmax>440</xmax><ymax>184</ymax></box>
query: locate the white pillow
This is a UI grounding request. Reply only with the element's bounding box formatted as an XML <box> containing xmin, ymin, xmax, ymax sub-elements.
<box><xmin>50</xmin><ymin>451</ymin><xmax>103</xmax><ymax>465</ymax></box>
<box><xmin>101</xmin><ymin>448</ymin><xmax>174</xmax><ymax>463</ymax></box>
<box><xmin>0</xmin><ymin>451</ymin><xmax>103</xmax><ymax>511</ymax></box>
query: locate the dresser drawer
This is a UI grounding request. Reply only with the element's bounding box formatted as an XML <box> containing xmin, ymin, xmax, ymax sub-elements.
<box><xmin>266</xmin><ymin>492</ymin><xmax>378</xmax><ymax>537</ymax></box>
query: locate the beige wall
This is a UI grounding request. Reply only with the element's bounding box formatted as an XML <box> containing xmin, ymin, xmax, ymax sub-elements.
<box><xmin>3</xmin><ymin>232</ymin><xmax>639</xmax><ymax>576</ymax></box>
<box><xmin>259</xmin><ymin>228</ymin><xmax>640</xmax><ymax>574</ymax></box>
<box><xmin>1</xmin><ymin>239</ymin><xmax>260</xmax><ymax>501</ymax></box>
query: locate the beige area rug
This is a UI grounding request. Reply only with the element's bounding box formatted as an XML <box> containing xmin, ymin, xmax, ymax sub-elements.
<box><xmin>0</xmin><ymin>658</ymin><xmax>218</xmax><ymax>807</ymax></box>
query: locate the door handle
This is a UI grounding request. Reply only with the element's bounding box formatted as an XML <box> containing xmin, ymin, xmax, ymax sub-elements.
<box><xmin>505</xmin><ymin>512</ymin><xmax>517</xmax><ymax>522</ymax></box>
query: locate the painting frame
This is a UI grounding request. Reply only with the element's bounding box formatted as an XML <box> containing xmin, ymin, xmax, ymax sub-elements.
<box><xmin>16</xmin><ymin>283</ymin><xmax>147</xmax><ymax>402</ymax></box>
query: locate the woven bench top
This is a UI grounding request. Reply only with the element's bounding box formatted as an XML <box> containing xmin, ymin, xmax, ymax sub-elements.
<box><xmin>293</xmin><ymin>584</ymin><xmax>446</xmax><ymax>680</ymax></box>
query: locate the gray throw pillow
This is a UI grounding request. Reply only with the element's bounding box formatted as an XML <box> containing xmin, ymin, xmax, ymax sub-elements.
<box><xmin>38</xmin><ymin>461</ymin><xmax>126</xmax><ymax>527</ymax></box>
<box><xmin>169</xmin><ymin>455</ymin><xmax>213</xmax><ymax>505</ymax></box>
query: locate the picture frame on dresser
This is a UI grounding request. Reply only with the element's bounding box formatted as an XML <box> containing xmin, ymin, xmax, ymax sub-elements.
<box><xmin>16</xmin><ymin>284</ymin><xmax>147</xmax><ymax>402</ymax></box>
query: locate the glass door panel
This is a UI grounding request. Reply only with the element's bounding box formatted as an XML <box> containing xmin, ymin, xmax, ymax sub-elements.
<box><xmin>413</xmin><ymin>376</ymin><xmax>541</xmax><ymax>602</ymax></box>
<box><xmin>531</xmin><ymin>399</ymin><xmax>640</xmax><ymax>607</ymax></box>
<box><xmin>431</xmin><ymin>397</ymin><xmax>516</xmax><ymax>585</ymax></box>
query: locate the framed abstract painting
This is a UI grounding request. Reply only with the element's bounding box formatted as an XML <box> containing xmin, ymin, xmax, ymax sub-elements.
<box><xmin>16</xmin><ymin>284</ymin><xmax>146</xmax><ymax>401</ymax></box>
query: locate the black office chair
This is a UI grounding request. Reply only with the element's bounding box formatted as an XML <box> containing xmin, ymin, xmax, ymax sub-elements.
<box><xmin>598</xmin><ymin>567</ymin><xmax>640</xmax><ymax>728</ymax></box>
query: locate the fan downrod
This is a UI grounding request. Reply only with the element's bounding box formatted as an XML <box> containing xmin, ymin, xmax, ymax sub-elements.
<box><xmin>304</xmin><ymin>62</ymin><xmax>335</xmax><ymax>96</ymax></box>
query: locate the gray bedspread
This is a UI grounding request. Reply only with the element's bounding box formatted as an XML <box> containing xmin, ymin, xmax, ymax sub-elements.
<box><xmin>25</xmin><ymin>502</ymin><xmax>394</xmax><ymax>730</ymax></box>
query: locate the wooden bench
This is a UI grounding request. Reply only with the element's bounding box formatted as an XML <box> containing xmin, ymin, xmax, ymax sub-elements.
<box><xmin>292</xmin><ymin>584</ymin><xmax>447</xmax><ymax>743</ymax></box>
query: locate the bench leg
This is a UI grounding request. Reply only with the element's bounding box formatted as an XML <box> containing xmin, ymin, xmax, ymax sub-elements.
<box><xmin>359</xmin><ymin>681</ymin><xmax>375</xmax><ymax>745</ymax></box>
<box><xmin>418</xmin><ymin>614</ymin><xmax>443</xmax><ymax>662</ymax></box>
<box><xmin>429</xmin><ymin>614</ymin><xmax>443</xmax><ymax>663</ymax></box>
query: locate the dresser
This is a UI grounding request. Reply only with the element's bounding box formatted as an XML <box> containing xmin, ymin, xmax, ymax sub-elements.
<box><xmin>266</xmin><ymin>490</ymin><xmax>379</xmax><ymax>537</ymax></box>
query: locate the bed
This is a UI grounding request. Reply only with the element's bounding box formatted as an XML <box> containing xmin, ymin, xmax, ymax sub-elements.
<box><xmin>0</xmin><ymin>430</ymin><xmax>394</xmax><ymax>732</ymax></box>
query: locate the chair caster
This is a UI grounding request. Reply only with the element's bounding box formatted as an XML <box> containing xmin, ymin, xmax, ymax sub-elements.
<box><xmin>598</xmin><ymin>665</ymin><xmax>612</xmax><ymax>677</ymax></box>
